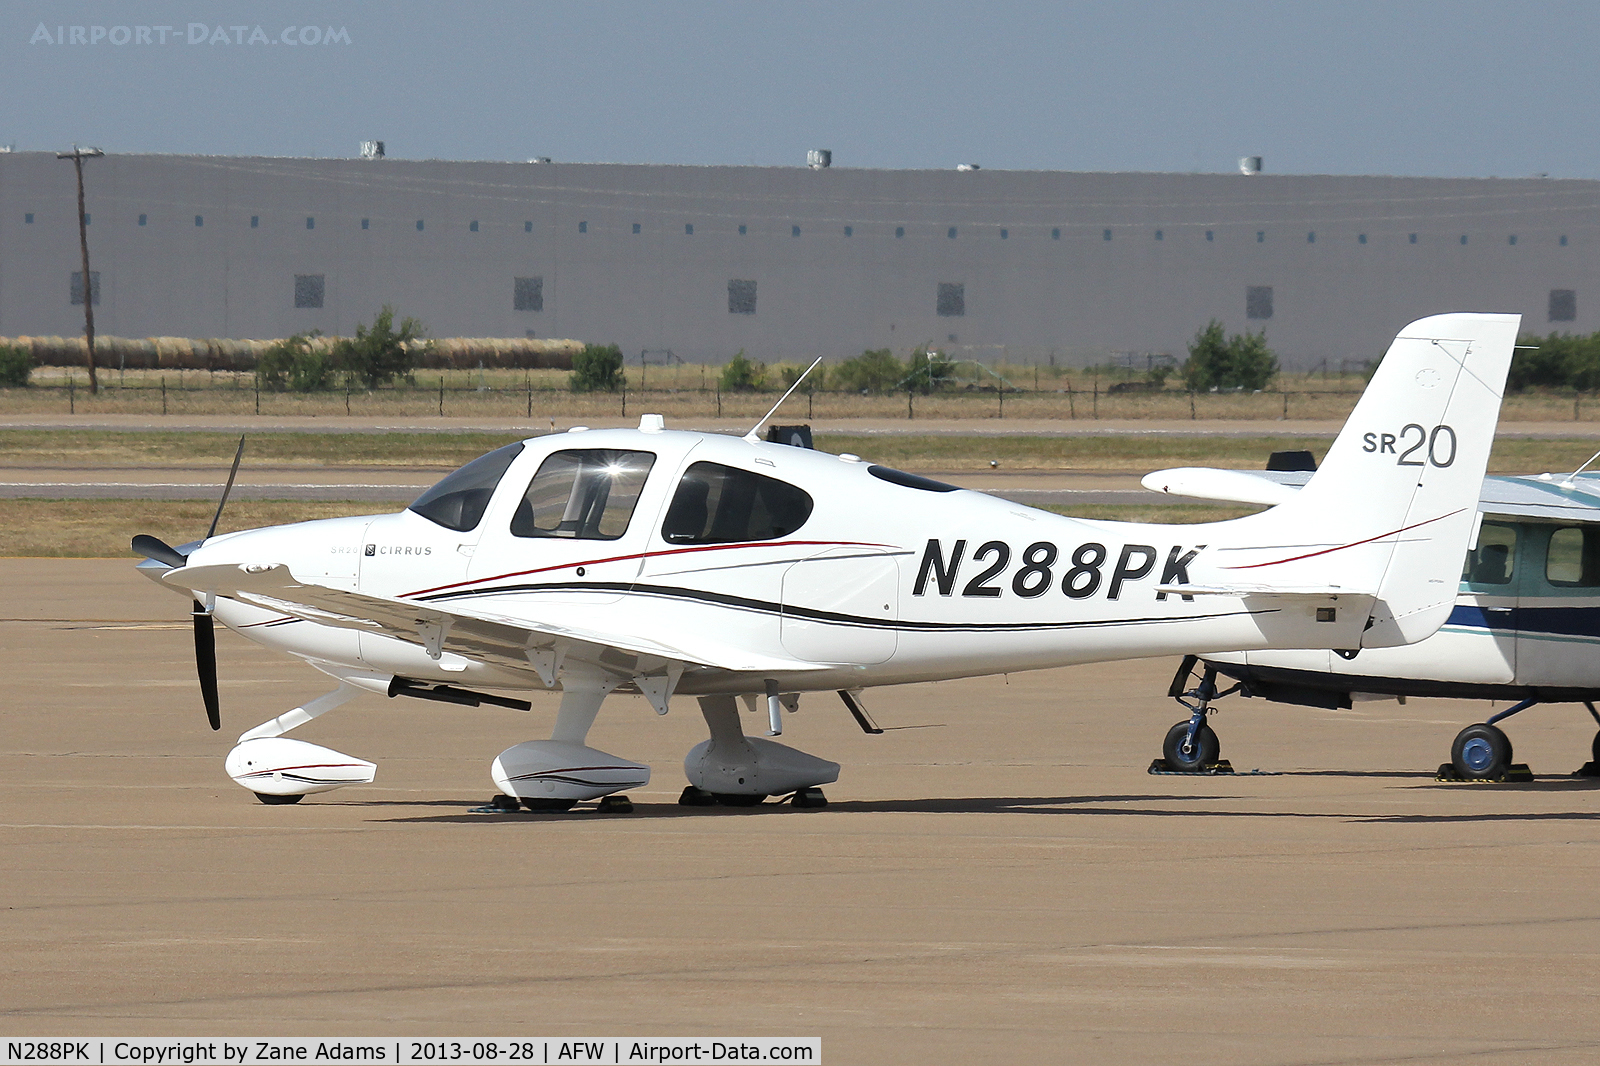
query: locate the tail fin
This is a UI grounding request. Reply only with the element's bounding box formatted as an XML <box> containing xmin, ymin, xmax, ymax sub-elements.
<box><xmin>1210</xmin><ymin>312</ymin><xmax>1519</xmax><ymax>648</ymax></box>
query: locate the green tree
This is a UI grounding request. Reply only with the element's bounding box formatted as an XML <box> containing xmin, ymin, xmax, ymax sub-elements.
<box><xmin>777</xmin><ymin>361</ymin><xmax>826</xmax><ymax>391</ymax></box>
<box><xmin>0</xmin><ymin>344</ymin><xmax>32</xmax><ymax>388</ymax></box>
<box><xmin>569</xmin><ymin>343</ymin><xmax>625</xmax><ymax>392</ymax></box>
<box><xmin>1182</xmin><ymin>320</ymin><xmax>1279</xmax><ymax>391</ymax></box>
<box><xmin>255</xmin><ymin>331</ymin><xmax>331</xmax><ymax>392</ymax></box>
<box><xmin>332</xmin><ymin>306</ymin><xmax>428</xmax><ymax>389</ymax></box>
<box><xmin>719</xmin><ymin>350</ymin><xmax>768</xmax><ymax>391</ymax></box>
<box><xmin>833</xmin><ymin>348</ymin><xmax>905</xmax><ymax>394</ymax></box>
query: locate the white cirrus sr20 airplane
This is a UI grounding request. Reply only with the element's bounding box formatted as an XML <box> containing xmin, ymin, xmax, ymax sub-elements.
<box><xmin>133</xmin><ymin>312</ymin><xmax>1519</xmax><ymax>809</ymax></box>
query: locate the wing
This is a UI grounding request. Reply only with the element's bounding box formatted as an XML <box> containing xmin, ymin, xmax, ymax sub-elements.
<box><xmin>165</xmin><ymin>562</ymin><xmax>827</xmax><ymax>683</ymax></box>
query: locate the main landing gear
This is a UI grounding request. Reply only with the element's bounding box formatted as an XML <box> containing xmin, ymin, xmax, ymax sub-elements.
<box><xmin>1442</xmin><ymin>700</ymin><xmax>1600</xmax><ymax>781</ymax></box>
<box><xmin>1152</xmin><ymin>656</ymin><xmax>1237</xmax><ymax>774</ymax></box>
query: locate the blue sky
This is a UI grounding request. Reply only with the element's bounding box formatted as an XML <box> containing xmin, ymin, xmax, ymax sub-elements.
<box><xmin>3</xmin><ymin>1</ymin><xmax>1596</xmax><ymax>177</ymax></box>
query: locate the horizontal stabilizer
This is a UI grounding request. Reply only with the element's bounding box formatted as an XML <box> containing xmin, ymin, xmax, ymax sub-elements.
<box><xmin>1142</xmin><ymin>467</ymin><xmax>1302</xmax><ymax>507</ymax></box>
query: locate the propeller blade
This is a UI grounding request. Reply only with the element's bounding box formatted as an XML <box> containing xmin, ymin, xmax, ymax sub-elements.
<box><xmin>206</xmin><ymin>434</ymin><xmax>247</xmax><ymax>541</ymax></box>
<box><xmin>131</xmin><ymin>534</ymin><xmax>188</xmax><ymax>568</ymax></box>
<box><xmin>192</xmin><ymin>602</ymin><xmax>221</xmax><ymax>731</ymax></box>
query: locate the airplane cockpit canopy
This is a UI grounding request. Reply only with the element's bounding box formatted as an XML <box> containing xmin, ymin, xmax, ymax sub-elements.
<box><xmin>409</xmin><ymin>442</ymin><xmax>525</xmax><ymax>532</ymax></box>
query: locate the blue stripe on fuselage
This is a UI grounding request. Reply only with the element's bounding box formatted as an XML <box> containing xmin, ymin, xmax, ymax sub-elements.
<box><xmin>1447</xmin><ymin>602</ymin><xmax>1600</xmax><ymax>638</ymax></box>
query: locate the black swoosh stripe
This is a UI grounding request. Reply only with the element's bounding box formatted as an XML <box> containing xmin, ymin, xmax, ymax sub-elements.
<box><xmin>419</xmin><ymin>580</ymin><xmax>1270</xmax><ymax>634</ymax></box>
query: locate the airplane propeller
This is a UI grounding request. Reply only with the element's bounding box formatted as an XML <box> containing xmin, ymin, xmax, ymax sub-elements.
<box><xmin>130</xmin><ymin>434</ymin><xmax>246</xmax><ymax>732</ymax></box>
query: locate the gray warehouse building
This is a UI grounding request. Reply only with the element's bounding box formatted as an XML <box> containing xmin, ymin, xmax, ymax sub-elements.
<box><xmin>1</xmin><ymin>152</ymin><xmax>1596</xmax><ymax>368</ymax></box>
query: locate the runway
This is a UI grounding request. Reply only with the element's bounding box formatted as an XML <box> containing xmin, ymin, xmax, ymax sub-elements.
<box><xmin>4</xmin><ymin>560</ymin><xmax>1600</xmax><ymax>1061</ymax></box>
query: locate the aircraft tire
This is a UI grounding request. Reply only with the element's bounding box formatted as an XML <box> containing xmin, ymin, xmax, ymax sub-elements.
<box><xmin>1592</xmin><ymin>729</ymin><xmax>1600</xmax><ymax>765</ymax></box>
<box><xmin>1451</xmin><ymin>723</ymin><xmax>1512</xmax><ymax>780</ymax></box>
<box><xmin>1162</xmin><ymin>721</ymin><xmax>1220</xmax><ymax>771</ymax></box>
<box><xmin>520</xmin><ymin>797</ymin><xmax>577</xmax><ymax>812</ymax></box>
<box><xmin>713</xmin><ymin>793</ymin><xmax>765</xmax><ymax>807</ymax></box>
<box><xmin>254</xmin><ymin>792</ymin><xmax>304</xmax><ymax>805</ymax></box>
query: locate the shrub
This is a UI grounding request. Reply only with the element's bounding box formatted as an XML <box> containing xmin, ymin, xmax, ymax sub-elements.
<box><xmin>570</xmin><ymin>343</ymin><xmax>624</xmax><ymax>392</ymax></box>
<box><xmin>904</xmin><ymin>347</ymin><xmax>954</xmax><ymax>394</ymax></box>
<box><xmin>1509</xmin><ymin>331</ymin><xmax>1600</xmax><ymax>392</ymax></box>
<box><xmin>0</xmin><ymin>344</ymin><xmax>32</xmax><ymax>388</ymax></box>
<box><xmin>777</xmin><ymin>362</ymin><xmax>826</xmax><ymax>391</ymax></box>
<box><xmin>1182</xmin><ymin>320</ymin><xmax>1278</xmax><ymax>391</ymax></box>
<box><xmin>833</xmin><ymin>348</ymin><xmax>905</xmax><ymax>394</ymax></box>
<box><xmin>718</xmin><ymin>350</ymin><xmax>767</xmax><ymax>392</ymax></box>
<box><xmin>332</xmin><ymin>306</ymin><xmax>428</xmax><ymax>389</ymax></box>
<box><xmin>255</xmin><ymin>331</ymin><xmax>331</xmax><ymax>392</ymax></box>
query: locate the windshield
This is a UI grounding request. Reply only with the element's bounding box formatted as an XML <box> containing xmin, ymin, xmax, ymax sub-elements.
<box><xmin>408</xmin><ymin>442</ymin><xmax>525</xmax><ymax>532</ymax></box>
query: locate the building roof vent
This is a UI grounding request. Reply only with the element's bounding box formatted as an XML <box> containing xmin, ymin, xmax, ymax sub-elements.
<box><xmin>956</xmin><ymin>163</ymin><xmax>981</xmax><ymax>171</ymax></box>
<box><xmin>807</xmin><ymin>149</ymin><xmax>831</xmax><ymax>169</ymax></box>
<box><xmin>527</xmin><ymin>157</ymin><xmax>553</xmax><ymax>164</ymax></box>
<box><xmin>360</xmin><ymin>140</ymin><xmax>385</xmax><ymax>159</ymax></box>
<box><xmin>1238</xmin><ymin>155</ymin><xmax>1262</xmax><ymax>175</ymax></box>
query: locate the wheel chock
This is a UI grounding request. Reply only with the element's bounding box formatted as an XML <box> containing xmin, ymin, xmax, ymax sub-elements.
<box><xmin>791</xmin><ymin>786</ymin><xmax>828</xmax><ymax>809</ymax></box>
<box><xmin>1573</xmin><ymin>762</ymin><xmax>1600</xmax><ymax>778</ymax></box>
<box><xmin>596</xmin><ymin>794</ymin><xmax>634</xmax><ymax>814</ymax></box>
<box><xmin>1435</xmin><ymin>762</ymin><xmax>1534</xmax><ymax>783</ymax></box>
<box><xmin>678</xmin><ymin>785</ymin><xmax>718</xmax><ymax>806</ymax></box>
<box><xmin>1148</xmin><ymin>758</ymin><xmax>1234</xmax><ymax>775</ymax></box>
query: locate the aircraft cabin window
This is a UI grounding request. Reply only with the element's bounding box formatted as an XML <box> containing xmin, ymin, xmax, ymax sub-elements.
<box><xmin>409</xmin><ymin>442</ymin><xmax>525</xmax><ymax>532</ymax></box>
<box><xmin>1461</xmin><ymin>523</ymin><xmax>1517</xmax><ymax>585</ymax></box>
<box><xmin>661</xmin><ymin>462</ymin><xmax>813</xmax><ymax>544</ymax></box>
<box><xmin>1545</xmin><ymin>526</ymin><xmax>1600</xmax><ymax>587</ymax></box>
<box><xmin>511</xmin><ymin>450</ymin><xmax>655</xmax><ymax>541</ymax></box>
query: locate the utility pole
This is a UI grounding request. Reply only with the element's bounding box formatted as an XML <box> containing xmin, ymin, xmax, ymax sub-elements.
<box><xmin>57</xmin><ymin>146</ymin><xmax>104</xmax><ymax>394</ymax></box>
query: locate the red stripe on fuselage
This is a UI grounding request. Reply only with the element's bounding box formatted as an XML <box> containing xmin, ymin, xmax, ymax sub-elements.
<box><xmin>401</xmin><ymin>539</ymin><xmax>897</xmax><ymax>598</ymax></box>
<box><xmin>1221</xmin><ymin>509</ymin><xmax>1462</xmax><ymax>570</ymax></box>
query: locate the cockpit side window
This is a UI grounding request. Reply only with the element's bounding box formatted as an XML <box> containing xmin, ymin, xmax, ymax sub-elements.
<box><xmin>1545</xmin><ymin>525</ymin><xmax>1600</xmax><ymax>587</ymax></box>
<box><xmin>511</xmin><ymin>449</ymin><xmax>655</xmax><ymax>540</ymax></box>
<box><xmin>409</xmin><ymin>442</ymin><xmax>525</xmax><ymax>532</ymax></box>
<box><xmin>1461</xmin><ymin>522</ymin><xmax>1517</xmax><ymax>586</ymax></box>
<box><xmin>661</xmin><ymin>461</ymin><xmax>813</xmax><ymax>544</ymax></box>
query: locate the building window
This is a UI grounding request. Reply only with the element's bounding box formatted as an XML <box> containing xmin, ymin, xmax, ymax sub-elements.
<box><xmin>948</xmin><ymin>227</ymin><xmax>957</xmax><ymax>239</ymax></box>
<box><xmin>307</xmin><ymin>217</ymin><xmax>315</xmax><ymax>230</ymax></box>
<box><xmin>1051</xmin><ymin>228</ymin><xmax>1060</xmax><ymax>239</ymax></box>
<box><xmin>1509</xmin><ymin>234</ymin><xmax>1517</xmax><ymax>245</ymax></box>
<box><xmin>685</xmin><ymin>223</ymin><xmax>693</xmax><ymax>235</ymax></box>
<box><xmin>470</xmin><ymin>220</ymin><xmax>479</xmax><ymax>232</ymax></box>
<box><xmin>1460</xmin><ymin>234</ymin><xmax>1468</xmax><ymax>245</ymax></box>
<box><xmin>1561</xmin><ymin>235</ymin><xmax>1569</xmax><ymax>246</ymax></box>
<box><xmin>1205</xmin><ymin>230</ymin><xmax>1213</xmax><ymax>241</ymax></box>
<box><xmin>1246</xmin><ymin>285</ymin><xmax>1273</xmax><ymax>320</ymax></box>
<box><xmin>936</xmin><ymin>282</ymin><xmax>965</xmax><ymax>317</ymax></box>
<box><xmin>792</xmin><ymin>225</ymin><xmax>801</xmax><ymax>237</ymax></box>
<box><xmin>525</xmin><ymin>221</ymin><xmax>533</xmax><ymax>233</ymax></box>
<box><xmin>194</xmin><ymin>215</ymin><xmax>202</xmax><ymax>227</ymax></box>
<box><xmin>844</xmin><ymin>225</ymin><xmax>853</xmax><ymax>237</ymax></box>
<box><xmin>416</xmin><ymin>220</ymin><xmax>424</xmax><ymax>231</ymax></box>
<box><xmin>1256</xmin><ymin>230</ymin><xmax>1265</xmax><ymax>243</ymax></box>
<box><xmin>69</xmin><ymin>271</ymin><xmax>100</xmax><ymax>306</ymax></box>
<box><xmin>514</xmin><ymin>276</ymin><xmax>544</xmax><ymax>312</ymax></box>
<box><xmin>294</xmin><ymin>274</ymin><xmax>325</xmax><ymax>309</ymax></box>
<box><xmin>1359</xmin><ymin>234</ymin><xmax>1367</xmax><ymax>244</ymax></box>
<box><xmin>1307</xmin><ymin>231</ymin><xmax>1316</xmax><ymax>243</ymax></box>
<box><xmin>1103</xmin><ymin>229</ymin><xmax>1112</xmax><ymax>241</ymax></box>
<box><xmin>138</xmin><ymin>214</ymin><xmax>147</xmax><ymax>226</ymax></box>
<box><xmin>82</xmin><ymin>213</ymin><xmax>90</xmax><ymax>225</ymax></box>
<box><xmin>738</xmin><ymin>224</ymin><xmax>747</xmax><ymax>235</ymax></box>
<box><xmin>252</xmin><ymin>216</ymin><xmax>260</xmax><ymax>228</ymax></box>
<box><xmin>1155</xmin><ymin>230</ymin><xmax>1163</xmax><ymax>241</ymax></box>
<box><xmin>1409</xmin><ymin>233</ymin><xmax>1418</xmax><ymax>243</ymax></box>
<box><xmin>632</xmin><ymin>223</ymin><xmax>641</xmax><ymax>234</ymax></box>
<box><xmin>1550</xmin><ymin>289</ymin><xmax>1577</xmax><ymax>322</ymax></box>
<box><xmin>728</xmin><ymin>279</ymin><xmax>757</xmax><ymax>315</ymax></box>
<box><xmin>24</xmin><ymin>213</ymin><xmax>32</xmax><ymax>224</ymax></box>
<box><xmin>361</xmin><ymin>218</ymin><xmax>369</xmax><ymax>230</ymax></box>
<box><xmin>578</xmin><ymin>221</ymin><xmax>586</xmax><ymax>233</ymax></box>
<box><xmin>895</xmin><ymin>226</ymin><xmax>905</xmax><ymax>238</ymax></box>
<box><xmin>1000</xmin><ymin>228</ymin><xmax>1008</xmax><ymax>239</ymax></box>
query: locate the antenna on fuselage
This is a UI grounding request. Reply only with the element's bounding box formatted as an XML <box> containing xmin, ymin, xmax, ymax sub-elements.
<box><xmin>743</xmin><ymin>357</ymin><xmax>824</xmax><ymax>443</ymax></box>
